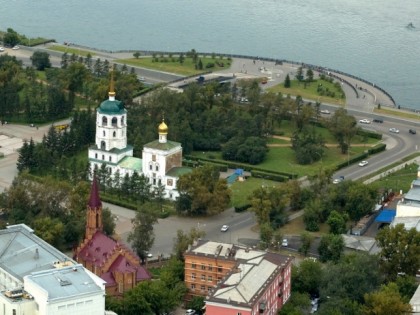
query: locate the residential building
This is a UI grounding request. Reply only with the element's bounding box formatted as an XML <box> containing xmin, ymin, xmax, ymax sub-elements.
<box><xmin>184</xmin><ymin>240</ymin><xmax>292</xmax><ymax>315</ymax></box>
<box><xmin>74</xmin><ymin>178</ymin><xmax>151</xmax><ymax>296</ymax></box>
<box><xmin>392</xmin><ymin>166</ymin><xmax>420</xmax><ymax>231</ymax></box>
<box><xmin>88</xmin><ymin>78</ymin><xmax>191</xmax><ymax>200</ymax></box>
<box><xmin>0</xmin><ymin>224</ymin><xmax>106</xmax><ymax>315</ymax></box>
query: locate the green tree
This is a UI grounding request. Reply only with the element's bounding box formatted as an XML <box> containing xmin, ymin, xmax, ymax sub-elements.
<box><xmin>296</xmin><ymin>66</ymin><xmax>304</xmax><ymax>81</ymax></box>
<box><xmin>30</xmin><ymin>51</ymin><xmax>51</xmax><ymax>70</ymax></box>
<box><xmin>292</xmin><ymin>258</ymin><xmax>323</xmax><ymax>296</ymax></box>
<box><xmin>284</xmin><ymin>73</ymin><xmax>291</xmax><ymax>88</ymax></box>
<box><xmin>299</xmin><ymin>231</ymin><xmax>314</xmax><ymax>256</ymax></box>
<box><xmin>33</xmin><ymin>216</ymin><xmax>64</xmax><ymax>248</ymax></box>
<box><xmin>176</xmin><ymin>165</ymin><xmax>230</xmax><ymax>216</ymax></box>
<box><xmin>127</xmin><ymin>202</ymin><xmax>159</xmax><ymax>262</ymax></box>
<box><xmin>186</xmin><ymin>296</ymin><xmax>205</xmax><ymax>315</ymax></box>
<box><xmin>278</xmin><ymin>292</ymin><xmax>310</xmax><ymax>315</ymax></box>
<box><xmin>303</xmin><ymin>199</ymin><xmax>322</xmax><ymax>231</ymax></box>
<box><xmin>318</xmin><ymin>234</ymin><xmax>344</xmax><ymax>263</ymax></box>
<box><xmin>326</xmin><ymin>210</ymin><xmax>347</xmax><ymax>234</ymax></box>
<box><xmin>345</xmin><ymin>183</ymin><xmax>377</xmax><ymax>222</ymax></box>
<box><xmin>133</xmin><ymin>51</ymin><xmax>141</xmax><ymax>59</ymax></box>
<box><xmin>376</xmin><ymin>224</ymin><xmax>420</xmax><ymax>281</ymax></box>
<box><xmin>173</xmin><ymin>227</ymin><xmax>205</xmax><ymax>260</ymax></box>
<box><xmin>306</xmin><ymin>69</ymin><xmax>314</xmax><ymax>81</ymax></box>
<box><xmin>3</xmin><ymin>28</ymin><xmax>20</xmax><ymax>47</ymax></box>
<box><xmin>328</xmin><ymin>108</ymin><xmax>358</xmax><ymax>154</ymax></box>
<box><xmin>259</xmin><ymin>222</ymin><xmax>273</xmax><ymax>249</ymax></box>
<box><xmin>362</xmin><ymin>282</ymin><xmax>412</xmax><ymax>315</ymax></box>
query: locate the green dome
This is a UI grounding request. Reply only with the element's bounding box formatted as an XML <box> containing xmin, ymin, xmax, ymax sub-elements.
<box><xmin>98</xmin><ymin>99</ymin><xmax>125</xmax><ymax>114</ymax></box>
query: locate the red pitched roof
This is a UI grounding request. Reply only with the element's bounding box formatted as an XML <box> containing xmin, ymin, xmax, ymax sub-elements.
<box><xmin>89</xmin><ymin>177</ymin><xmax>102</xmax><ymax>208</ymax></box>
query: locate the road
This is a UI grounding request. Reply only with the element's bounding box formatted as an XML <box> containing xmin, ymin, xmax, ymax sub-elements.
<box><xmin>1</xmin><ymin>44</ymin><xmax>419</xmax><ymax>257</ymax></box>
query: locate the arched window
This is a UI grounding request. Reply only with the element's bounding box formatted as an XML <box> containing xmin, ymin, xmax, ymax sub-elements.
<box><xmin>102</xmin><ymin>116</ymin><xmax>108</xmax><ymax>126</ymax></box>
<box><xmin>102</xmin><ymin>155</ymin><xmax>105</xmax><ymax>160</ymax></box>
<box><xmin>95</xmin><ymin>153</ymin><xmax>98</xmax><ymax>159</ymax></box>
<box><xmin>101</xmin><ymin>141</ymin><xmax>106</xmax><ymax>150</ymax></box>
<box><xmin>109</xmin><ymin>156</ymin><xmax>112</xmax><ymax>162</ymax></box>
<box><xmin>156</xmin><ymin>164</ymin><xmax>159</xmax><ymax>171</ymax></box>
<box><xmin>113</xmin><ymin>131</ymin><xmax>116</xmax><ymax>137</ymax></box>
<box><xmin>112</xmin><ymin>117</ymin><xmax>118</xmax><ymax>127</ymax></box>
<box><xmin>121</xmin><ymin>116</ymin><xmax>125</xmax><ymax>125</ymax></box>
<box><xmin>103</xmin><ymin>130</ymin><xmax>106</xmax><ymax>137</ymax></box>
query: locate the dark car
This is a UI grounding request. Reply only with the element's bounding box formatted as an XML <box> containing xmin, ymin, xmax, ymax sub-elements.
<box><xmin>409</xmin><ymin>129</ymin><xmax>417</xmax><ymax>134</ymax></box>
<box><xmin>373</xmin><ymin>118</ymin><xmax>383</xmax><ymax>123</ymax></box>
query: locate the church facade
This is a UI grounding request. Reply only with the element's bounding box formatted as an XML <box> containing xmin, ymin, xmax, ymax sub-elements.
<box><xmin>74</xmin><ymin>178</ymin><xmax>151</xmax><ymax>296</ymax></box>
<box><xmin>88</xmin><ymin>81</ymin><xmax>191</xmax><ymax>200</ymax></box>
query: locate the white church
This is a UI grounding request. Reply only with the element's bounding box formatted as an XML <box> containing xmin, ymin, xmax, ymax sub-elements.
<box><xmin>88</xmin><ymin>80</ymin><xmax>191</xmax><ymax>200</ymax></box>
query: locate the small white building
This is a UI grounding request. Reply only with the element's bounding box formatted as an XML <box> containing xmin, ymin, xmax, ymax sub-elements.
<box><xmin>0</xmin><ymin>224</ymin><xmax>106</xmax><ymax>315</ymax></box>
<box><xmin>88</xmin><ymin>80</ymin><xmax>191</xmax><ymax>200</ymax></box>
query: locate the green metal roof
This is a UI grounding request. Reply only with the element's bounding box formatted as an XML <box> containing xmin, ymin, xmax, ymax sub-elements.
<box><xmin>98</xmin><ymin>99</ymin><xmax>126</xmax><ymax>114</ymax></box>
<box><xmin>144</xmin><ymin>140</ymin><xmax>181</xmax><ymax>151</ymax></box>
<box><xmin>89</xmin><ymin>145</ymin><xmax>133</xmax><ymax>154</ymax></box>
<box><xmin>118</xmin><ymin>156</ymin><xmax>142</xmax><ymax>171</ymax></box>
<box><xmin>167</xmin><ymin>166</ymin><xmax>192</xmax><ymax>177</ymax></box>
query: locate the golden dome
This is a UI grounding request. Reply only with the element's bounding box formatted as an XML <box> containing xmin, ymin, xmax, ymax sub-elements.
<box><xmin>158</xmin><ymin>120</ymin><xmax>168</xmax><ymax>134</ymax></box>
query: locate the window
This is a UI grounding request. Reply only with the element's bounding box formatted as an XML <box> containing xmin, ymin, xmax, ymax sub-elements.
<box><xmin>112</xmin><ymin>117</ymin><xmax>117</xmax><ymax>126</ymax></box>
<box><xmin>152</xmin><ymin>154</ymin><xmax>156</xmax><ymax>161</ymax></box>
<box><xmin>102</xmin><ymin>155</ymin><xmax>105</xmax><ymax>160</ymax></box>
<box><xmin>208</xmin><ymin>286</ymin><xmax>212</xmax><ymax>293</ymax></box>
<box><xmin>156</xmin><ymin>165</ymin><xmax>159</xmax><ymax>171</ymax></box>
<box><xmin>191</xmin><ymin>284</ymin><xmax>195</xmax><ymax>290</ymax></box>
<box><xmin>149</xmin><ymin>164</ymin><xmax>152</xmax><ymax>170</ymax></box>
<box><xmin>167</xmin><ymin>179</ymin><xmax>173</xmax><ymax>186</ymax></box>
<box><xmin>121</xmin><ymin>116</ymin><xmax>124</xmax><ymax>125</ymax></box>
<box><xmin>218</xmin><ymin>266</ymin><xmax>223</xmax><ymax>272</ymax></box>
<box><xmin>102</xmin><ymin>116</ymin><xmax>108</xmax><ymax>126</ymax></box>
<box><xmin>200</xmin><ymin>285</ymin><xmax>205</xmax><ymax>292</ymax></box>
<box><xmin>208</xmin><ymin>275</ymin><xmax>212</xmax><ymax>282</ymax></box>
<box><xmin>103</xmin><ymin>130</ymin><xmax>106</xmax><ymax>137</ymax></box>
<box><xmin>201</xmin><ymin>274</ymin><xmax>205</xmax><ymax>281</ymax></box>
<box><xmin>191</xmin><ymin>273</ymin><xmax>196</xmax><ymax>280</ymax></box>
<box><xmin>208</xmin><ymin>264</ymin><xmax>213</xmax><ymax>271</ymax></box>
<box><xmin>113</xmin><ymin>131</ymin><xmax>116</xmax><ymax>137</ymax></box>
<box><xmin>201</xmin><ymin>264</ymin><xmax>206</xmax><ymax>270</ymax></box>
<box><xmin>95</xmin><ymin>153</ymin><xmax>98</xmax><ymax>159</ymax></box>
<box><xmin>192</xmin><ymin>263</ymin><xmax>196</xmax><ymax>269</ymax></box>
<box><xmin>109</xmin><ymin>156</ymin><xmax>112</xmax><ymax>162</ymax></box>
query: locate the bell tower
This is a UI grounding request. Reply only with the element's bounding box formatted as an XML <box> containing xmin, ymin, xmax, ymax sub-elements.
<box><xmin>86</xmin><ymin>177</ymin><xmax>103</xmax><ymax>239</ymax></box>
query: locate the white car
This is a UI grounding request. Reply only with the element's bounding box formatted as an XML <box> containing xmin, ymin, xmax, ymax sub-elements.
<box><xmin>282</xmin><ymin>239</ymin><xmax>288</xmax><ymax>247</ymax></box>
<box><xmin>359</xmin><ymin>119</ymin><xmax>371</xmax><ymax>124</ymax></box>
<box><xmin>12</xmin><ymin>45</ymin><xmax>20</xmax><ymax>50</ymax></box>
<box><xmin>359</xmin><ymin>160</ymin><xmax>369</xmax><ymax>167</ymax></box>
<box><xmin>221</xmin><ymin>225</ymin><xmax>229</xmax><ymax>232</ymax></box>
<box><xmin>320</xmin><ymin>109</ymin><xmax>330</xmax><ymax>114</ymax></box>
<box><xmin>0</xmin><ymin>47</ymin><xmax>4</xmax><ymax>52</ymax></box>
<box><xmin>185</xmin><ymin>310</ymin><xmax>196</xmax><ymax>315</ymax></box>
<box><xmin>389</xmin><ymin>127</ymin><xmax>399</xmax><ymax>133</ymax></box>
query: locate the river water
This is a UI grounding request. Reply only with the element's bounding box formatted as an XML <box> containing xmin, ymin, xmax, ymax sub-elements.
<box><xmin>1</xmin><ymin>0</ymin><xmax>419</xmax><ymax>108</ymax></box>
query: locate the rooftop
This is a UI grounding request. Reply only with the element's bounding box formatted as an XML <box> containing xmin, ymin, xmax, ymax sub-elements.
<box><xmin>0</xmin><ymin>224</ymin><xmax>75</xmax><ymax>283</ymax></box>
<box><xmin>118</xmin><ymin>156</ymin><xmax>142</xmax><ymax>170</ymax></box>
<box><xmin>143</xmin><ymin>139</ymin><xmax>181</xmax><ymax>151</ymax></box>
<box><xmin>391</xmin><ymin>217</ymin><xmax>420</xmax><ymax>231</ymax></box>
<box><xmin>24</xmin><ymin>264</ymin><xmax>104</xmax><ymax>301</ymax></box>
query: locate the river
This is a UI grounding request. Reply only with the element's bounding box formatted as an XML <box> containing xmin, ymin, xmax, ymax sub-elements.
<box><xmin>1</xmin><ymin>0</ymin><xmax>419</xmax><ymax>108</ymax></box>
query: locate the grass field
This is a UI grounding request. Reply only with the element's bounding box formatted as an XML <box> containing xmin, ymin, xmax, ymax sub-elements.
<box><xmin>116</xmin><ymin>55</ymin><xmax>231</xmax><ymax>76</ymax></box>
<box><xmin>230</xmin><ymin>177</ymin><xmax>283</xmax><ymax>206</ymax></box>
<box><xmin>48</xmin><ymin>45</ymin><xmax>96</xmax><ymax>57</ymax></box>
<box><xmin>374</xmin><ymin>107</ymin><xmax>420</xmax><ymax>121</ymax></box>
<box><xmin>268</xmin><ymin>78</ymin><xmax>346</xmax><ymax>106</ymax></box>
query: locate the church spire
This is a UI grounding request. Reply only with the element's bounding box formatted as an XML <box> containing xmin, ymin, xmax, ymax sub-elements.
<box><xmin>86</xmin><ymin>176</ymin><xmax>103</xmax><ymax>239</ymax></box>
<box><xmin>108</xmin><ymin>70</ymin><xmax>116</xmax><ymax>100</ymax></box>
<box><xmin>158</xmin><ymin>118</ymin><xmax>168</xmax><ymax>143</ymax></box>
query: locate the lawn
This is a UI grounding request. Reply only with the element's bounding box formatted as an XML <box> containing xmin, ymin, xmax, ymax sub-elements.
<box><xmin>230</xmin><ymin>177</ymin><xmax>282</xmax><ymax>207</ymax></box>
<box><xmin>48</xmin><ymin>45</ymin><xmax>96</xmax><ymax>57</ymax></box>
<box><xmin>116</xmin><ymin>55</ymin><xmax>231</xmax><ymax>76</ymax></box>
<box><xmin>268</xmin><ymin>78</ymin><xmax>346</xmax><ymax>106</ymax></box>
<box><xmin>374</xmin><ymin>107</ymin><xmax>420</xmax><ymax>121</ymax></box>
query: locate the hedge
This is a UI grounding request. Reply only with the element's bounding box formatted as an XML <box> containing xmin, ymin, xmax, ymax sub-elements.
<box><xmin>251</xmin><ymin>170</ymin><xmax>288</xmax><ymax>182</ymax></box>
<box><xmin>234</xmin><ymin>203</ymin><xmax>251</xmax><ymax>212</ymax></box>
<box><xmin>368</xmin><ymin>143</ymin><xmax>386</xmax><ymax>154</ymax></box>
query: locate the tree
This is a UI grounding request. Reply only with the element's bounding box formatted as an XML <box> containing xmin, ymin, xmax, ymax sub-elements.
<box><xmin>127</xmin><ymin>203</ymin><xmax>159</xmax><ymax>262</ymax></box>
<box><xmin>33</xmin><ymin>216</ymin><xmax>64</xmax><ymax>248</ymax></box>
<box><xmin>318</xmin><ymin>234</ymin><xmax>344</xmax><ymax>263</ymax></box>
<box><xmin>303</xmin><ymin>199</ymin><xmax>322</xmax><ymax>231</ymax></box>
<box><xmin>306</xmin><ymin>69</ymin><xmax>314</xmax><ymax>82</ymax></box>
<box><xmin>133</xmin><ymin>51</ymin><xmax>141</xmax><ymax>59</ymax></box>
<box><xmin>176</xmin><ymin>165</ymin><xmax>230</xmax><ymax>216</ymax></box>
<box><xmin>295</xmin><ymin>66</ymin><xmax>304</xmax><ymax>81</ymax></box>
<box><xmin>344</xmin><ymin>183</ymin><xmax>377</xmax><ymax>222</ymax></box>
<box><xmin>291</xmin><ymin>128</ymin><xmax>324</xmax><ymax>164</ymax></box>
<box><xmin>326</xmin><ymin>210</ymin><xmax>347</xmax><ymax>234</ymax></box>
<box><xmin>376</xmin><ymin>224</ymin><xmax>420</xmax><ymax>281</ymax></box>
<box><xmin>292</xmin><ymin>259</ymin><xmax>323</xmax><ymax>296</ymax></box>
<box><xmin>278</xmin><ymin>292</ymin><xmax>310</xmax><ymax>315</ymax></box>
<box><xmin>3</xmin><ymin>28</ymin><xmax>20</xmax><ymax>47</ymax></box>
<box><xmin>30</xmin><ymin>51</ymin><xmax>51</xmax><ymax>70</ymax></box>
<box><xmin>284</xmin><ymin>74</ymin><xmax>291</xmax><ymax>88</ymax></box>
<box><xmin>259</xmin><ymin>222</ymin><xmax>273</xmax><ymax>249</ymax></box>
<box><xmin>299</xmin><ymin>231</ymin><xmax>313</xmax><ymax>256</ymax></box>
<box><xmin>320</xmin><ymin>252</ymin><xmax>381</xmax><ymax>304</ymax></box>
<box><xmin>362</xmin><ymin>282</ymin><xmax>412</xmax><ymax>315</ymax></box>
<box><xmin>173</xmin><ymin>227</ymin><xmax>205</xmax><ymax>260</ymax></box>
<box><xmin>328</xmin><ymin>108</ymin><xmax>358</xmax><ymax>154</ymax></box>
<box><xmin>186</xmin><ymin>296</ymin><xmax>205</xmax><ymax>315</ymax></box>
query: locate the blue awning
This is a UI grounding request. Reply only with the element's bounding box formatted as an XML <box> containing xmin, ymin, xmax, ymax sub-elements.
<box><xmin>375</xmin><ymin>209</ymin><xmax>396</xmax><ymax>223</ymax></box>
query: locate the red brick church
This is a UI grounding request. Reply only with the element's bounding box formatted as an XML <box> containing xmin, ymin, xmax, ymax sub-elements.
<box><xmin>74</xmin><ymin>178</ymin><xmax>151</xmax><ymax>295</ymax></box>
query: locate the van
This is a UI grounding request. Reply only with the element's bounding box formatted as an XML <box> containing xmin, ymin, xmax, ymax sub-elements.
<box><xmin>409</xmin><ymin>129</ymin><xmax>416</xmax><ymax>134</ymax></box>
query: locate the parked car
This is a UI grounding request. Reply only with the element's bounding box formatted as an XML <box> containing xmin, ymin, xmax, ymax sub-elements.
<box><xmin>389</xmin><ymin>127</ymin><xmax>400</xmax><ymax>133</ymax></box>
<box><xmin>12</xmin><ymin>45</ymin><xmax>20</xmax><ymax>50</ymax></box>
<box><xmin>409</xmin><ymin>129</ymin><xmax>416</xmax><ymax>134</ymax></box>
<box><xmin>320</xmin><ymin>109</ymin><xmax>330</xmax><ymax>114</ymax></box>
<box><xmin>373</xmin><ymin>118</ymin><xmax>383</xmax><ymax>123</ymax></box>
<box><xmin>185</xmin><ymin>310</ymin><xmax>196</xmax><ymax>315</ymax></box>
<box><xmin>333</xmin><ymin>176</ymin><xmax>344</xmax><ymax>184</ymax></box>
<box><xmin>282</xmin><ymin>239</ymin><xmax>288</xmax><ymax>247</ymax></box>
<box><xmin>359</xmin><ymin>160</ymin><xmax>369</xmax><ymax>167</ymax></box>
<box><xmin>359</xmin><ymin>119</ymin><xmax>371</xmax><ymax>124</ymax></box>
<box><xmin>0</xmin><ymin>47</ymin><xmax>4</xmax><ymax>52</ymax></box>
<box><xmin>221</xmin><ymin>224</ymin><xmax>229</xmax><ymax>232</ymax></box>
